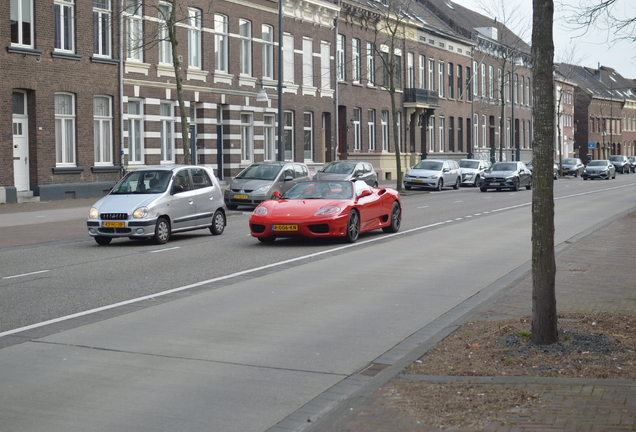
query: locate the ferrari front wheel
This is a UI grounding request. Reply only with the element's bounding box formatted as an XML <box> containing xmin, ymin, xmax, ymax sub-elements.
<box><xmin>382</xmin><ymin>201</ymin><xmax>401</xmax><ymax>233</ymax></box>
<box><xmin>344</xmin><ymin>210</ymin><xmax>360</xmax><ymax>243</ymax></box>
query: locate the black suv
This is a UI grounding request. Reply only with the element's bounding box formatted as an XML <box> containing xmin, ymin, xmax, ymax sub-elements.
<box><xmin>608</xmin><ymin>155</ymin><xmax>631</xmax><ymax>174</ymax></box>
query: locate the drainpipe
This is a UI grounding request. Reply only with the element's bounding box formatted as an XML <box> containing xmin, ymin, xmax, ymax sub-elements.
<box><xmin>334</xmin><ymin>0</ymin><xmax>340</xmax><ymax>161</ymax></box>
<box><xmin>119</xmin><ymin>0</ymin><xmax>125</xmax><ymax>176</ymax></box>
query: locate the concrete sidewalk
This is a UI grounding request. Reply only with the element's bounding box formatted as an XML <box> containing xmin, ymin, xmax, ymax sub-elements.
<box><xmin>316</xmin><ymin>211</ymin><xmax>636</xmax><ymax>432</ymax></box>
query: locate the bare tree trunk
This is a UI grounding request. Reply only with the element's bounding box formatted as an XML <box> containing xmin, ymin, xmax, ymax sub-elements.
<box><xmin>531</xmin><ymin>0</ymin><xmax>558</xmax><ymax>345</ymax></box>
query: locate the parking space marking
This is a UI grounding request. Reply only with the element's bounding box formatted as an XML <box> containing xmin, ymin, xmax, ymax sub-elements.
<box><xmin>3</xmin><ymin>270</ymin><xmax>50</xmax><ymax>280</ymax></box>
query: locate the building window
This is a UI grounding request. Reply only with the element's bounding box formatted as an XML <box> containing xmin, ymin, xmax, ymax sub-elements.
<box><xmin>419</xmin><ymin>55</ymin><xmax>426</xmax><ymax>89</ymax></box>
<box><xmin>481</xmin><ymin>64</ymin><xmax>486</xmax><ymax>98</ymax></box>
<box><xmin>125</xmin><ymin>0</ymin><xmax>143</xmax><ymax>61</ymax></box>
<box><xmin>303</xmin><ymin>112</ymin><xmax>313</xmax><ymax>161</ymax></box>
<box><xmin>473</xmin><ymin>61</ymin><xmax>479</xmax><ymax>96</ymax></box>
<box><xmin>481</xmin><ymin>115</ymin><xmax>487</xmax><ymax>148</ymax></box>
<box><xmin>352</xmin><ymin>38</ymin><xmax>361</xmax><ymax>83</ymax></box>
<box><xmin>438</xmin><ymin>61</ymin><xmax>444</xmax><ymax>97</ymax></box>
<box><xmin>94</xmin><ymin>96</ymin><xmax>112</xmax><ymax>165</ymax></box>
<box><xmin>394</xmin><ymin>54</ymin><xmax>402</xmax><ymax>89</ymax></box>
<box><xmin>321</xmin><ymin>41</ymin><xmax>331</xmax><ymax>89</ymax></box>
<box><xmin>160</xmin><ymin>102</ymin><xmax>174</xmax><ymax>163</ymax></box>
<box><xmin>336</xmin><ymin>34</ymin><xmax>345</xmax><ymax>81</ymax></box>
<box><xmin>465</xmin><ymin>66</ymin><xmax>471</xmax><ymax>101</ymax></box>
<box><xmin>303</xmin><ymin>38</ymin><xmax>313</xmax><ymax>87</ymax></box>
<box><xmin>239</xmin><ymin>19</ymin><xmax>252</xmax><ymax>76</ymax></box>
<box><xmin>449</xmin><ymin>117</ymin><xmax>454</xmax><ymax>152</ymax></box>
<box><xmin>489</xmin><ymin>66</ymin><xmax>494</xmax><ymax>99</ymax></box>
<box><xmin>396</xmin><ymin>111</ymin><xmax>402</xmax><ymax>151</ymax></box>
<box><xmin>448</xmin><ymin>62</ymin><xmax>454</xmax><ymax>99</ymax></box>
<box><xmin>263</xmin><ymin>114</ymin><xmax>275</xmax><ymax>161</ymax></box>
<box><xmin>428</xmin><ymin>116</ymin><xmax>435</xmax><ymax>152</ymax></box>
<box><xmin>381</xmin><ymin>110</ymin><xmax>389</xmax><ymax>152</ymax></box>
<box><xmin>439</xmin><ymin>117</ymin><xmax>445</xmax><ymax>152</ymax></box>
<box><xmin>498</xmin><ymin>68</ymin><xmax>502</xmax><ymax>101</ymax></box>
<box><xmin>283</xmin><ymin>111</ymin><xmax>294</xmax><ymax>160</ymax></box>
<box><xmin>11</xmin><ymin>0</ymin><xmax>34</xmax><ymax>47</ymax></box>
<box><xmin>262</xmin><ymin>25</ymin><xmax>274</xmax><ymax>79</ymax></box>
<box><xmin>214</xmin><ymin>14</ymin><xmax>228</xmax><ymax>73</ymax></box>
<box><xmin>55</xmin><ymin>93</ymin><xmax>76</xmax><ymax>166</ymax></box>
<box><xmin>128</xmin><ymin>100</ymin><xmax>143</xmax><ymax>163</ymax></box>
<box><xmin>352</xmin><ymin>108</ymin><xmax>361</xmax><ymax>151</ymax></box>
<box><xmin>457</xmin><ymin>117</ymin><xmax>463</xmax><ymax>152</ymax></box>
<box><xmin>473</xmin><ymin>114</ymin><xmax>479</xmax><ymax>148</ymax></box>
<box><xmin>456</xmin><ymin>65</ymin><xmax>462</xmax><ymax>100</ymax></box>
<box><xmin>241</xmin><ymin>113</ymin><xmax>254</xmax><ymax>162</ymax></box>
<box><xmin>158</xmin><ymin>4</ymin><xmax>172</xmax><ymax>65</ymax></box>
<box><xmin>368</xmin><ymin>109</ymin><xmax>376</xmax><ymax>151</ymax></box>
<box><xmin>283</xmin><ymin>33</ymin><xmax>294</xmax><ymax>83</ymax></box>
<box><xmin>428</xmin><ymin>58</ymin><xmax>435</xmax><ymax>91</ymax></box>
<box><xmin>54</xmin><ymin>0</ymin><xmax>75</xmax><ymax>52</ymax></box>
<box><xmin>93</xmin><ymin>0</ymin><xmax>111</xmax><ymax>57</ymax></box>
<box><xmin>366</xmin><ymin>42</ymin><xmax>375</xmax><ymax>85</ymax></box>
<box><xmin>407</xmin><ymin>52</ymin><xmax>415</xmax><ymax>88</ymax></box>
<box><xmin>188</xmin><ymin>8</ymin><xmax>201</xmax><ymax>69</ymax></box>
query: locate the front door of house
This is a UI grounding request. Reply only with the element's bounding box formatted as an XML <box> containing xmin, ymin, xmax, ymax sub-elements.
<box><xmin>12</xmin><ymin>91</ymin><xmax>30</xmax><ymax>192</ymax></box>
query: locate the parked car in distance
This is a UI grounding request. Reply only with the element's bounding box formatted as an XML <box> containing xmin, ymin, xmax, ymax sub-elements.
<box><xmin>87</xmin><ymin>165</ymin><xmax>226</xmax><ymax>245</ymax></box>
<box><xmin>526</xmin><ymin>160</ymin><xmax>559</xmax><ymax>180</ymax></box>
<box><xmin>224</xmin><ymin>162</ymin><xmax>310</xmax><ymax>210</ymax></box>
<box><xmin>628</xmin><ymin>156</ymin><xmax>636</xmax><ymax>173</ymax></box>
<box><xmin>249</xmin><ymin>180</ymin><xmax>401</xmax><ymax>243</ymax></box>
<box><xmin>459</xmin><ymin>159</ymin><xmax>491</xmax><ymax>187</ymax></box>
<box><xmin>403</xmin><ymin>159</ymin><xmax>461</xmax><ymax>191</ymax></box>
<box><xmin>313</xmin><ymin>160</ymin><xmax>378</xmax><ymax>186</ymax></box>
<box><xmin>480</xmin><ymin>161</ymin><xmax>532</xmax><ymax>192</ymax></box>
<box><xmin>582</xmin><ymin>159</ymin><xmax>616</xmax><ymax>180</ymax></box>
<box><xmin>608</xmin><ymin>155</ymin><xmax>631</xmax><ymax>174</ymax></box>
<box><xmin>561</xmin><ymin>158</ymin><xmax>585</xmax><ymax>177</ymax></box>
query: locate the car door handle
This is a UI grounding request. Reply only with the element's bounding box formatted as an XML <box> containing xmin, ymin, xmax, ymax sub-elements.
<box><xmin>189</xmin><ymin>199</ymin><xmax>194</xmax><ymax>205</ymax></box>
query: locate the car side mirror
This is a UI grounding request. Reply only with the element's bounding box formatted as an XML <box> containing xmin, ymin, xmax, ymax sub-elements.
<box><xmin>172</xmin><ymin>184</ymin><xmax>184</xmax><ymax>194</ymax></box>
<box><xmin>358</xmin><ymin>189</ymin><xmax>372</xmax><ymax>198</ymax></box>
<box><xmin>443</xmin><ymin>168</ymin><xmax>450</xmax><ymax>172</ymax></box>
<box><xmin>284</xmin><ymin>175</ymin><xmax>294</xmax><ymax>181</ymax></box>
<box><xmin>272</xmin><ymin>191</ymin><xmax>281</xmax><ymax>199</ymax></box>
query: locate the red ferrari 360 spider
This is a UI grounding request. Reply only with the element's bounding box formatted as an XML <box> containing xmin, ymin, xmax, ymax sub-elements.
<box><xmin>249</xmin><ymin>180</ymin><xmax>402</xmax><ymax>243</ymax></box>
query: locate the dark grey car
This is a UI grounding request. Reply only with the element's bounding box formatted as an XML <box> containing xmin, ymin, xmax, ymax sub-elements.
<box><xmin>313</xmin><ymin>161</ymin><xmax>378</xmax><ymax>187</ymax></box>
<box><xmin>608</xmin><ymin>155</ymin><xmax>631</xmax><ymax>174</ymax></box>
<box><xmin>224</xmin><ymin>162</ymin><xmax>310</xmax><ymax>210</ymax></box>
<box><xmin>561</xmin><ymin>158</ymin><xmax>585</xmax><ymax>177</ymax></box>
<box><xmin>582</xmin><ymin>160</ymin><xmax>616</xmax><ymax>180</ymax></box>
<box><xmin>480</xmin><ymin>161</ymin><xmax>532</xmax><ymax>192</ymax></box>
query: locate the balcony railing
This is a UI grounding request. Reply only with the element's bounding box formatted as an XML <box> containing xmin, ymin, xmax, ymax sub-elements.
<box><xmin>403</xmin><ymin>88</ymin><xmax>438</xmax><ymax>105</ymax></box>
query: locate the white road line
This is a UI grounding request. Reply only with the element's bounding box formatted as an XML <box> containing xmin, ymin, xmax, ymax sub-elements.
<box><xmin>148</xmin><ymin>247</ymin><xmax>181</xmax><ymax>254</ymax></box>
<box><xmin>2</xmin><ymin>270</ymin><xmax>50</xmax><ymax>280</ymax></box>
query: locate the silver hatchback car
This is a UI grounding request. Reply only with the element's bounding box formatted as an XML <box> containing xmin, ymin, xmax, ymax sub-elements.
<box><xmin>403</xmin><ymin>159</ymin><xmax>462</xmax><ymax>191</ymax></box>
<box><xmin>87</xmin><ymin>165</ymin><xmax>226</xmax><ymax>245</ymax></box>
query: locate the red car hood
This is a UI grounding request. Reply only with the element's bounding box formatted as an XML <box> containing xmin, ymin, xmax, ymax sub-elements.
<box><xmin>264</xmin><ymin>199</ymin><xmax>348</xmax><ymax>218</ymax></box>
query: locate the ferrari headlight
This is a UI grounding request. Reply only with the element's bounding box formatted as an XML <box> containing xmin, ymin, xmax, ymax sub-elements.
<box><xmin>89</xmin><ymin>207</ymin><xmax>99</xmax><ymax>219</ymax></box>
<box><xmin>253</xmin><ymin>206</ymin><xmax>268</xmax><ymax>216</ymax></box>
<box><xmin>315</xmin><ymin>206</ymin><xmax>341</xmax><ymax>216</ymax></box>
<box><xmin>133</xmin><ymin>206</ymin><xmax>148</xmax><ymax>219</ymax></box>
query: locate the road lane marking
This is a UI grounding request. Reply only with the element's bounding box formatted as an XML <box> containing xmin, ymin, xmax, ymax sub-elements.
<box><xmin>148</xmin><ymin>247</ymin><xmax>181</xmax><ymax>253</ymax></box>
<box><xmin>3</xmin><ymin>270</ymin><xmax>50</xmax><ymax>280</ymax></box>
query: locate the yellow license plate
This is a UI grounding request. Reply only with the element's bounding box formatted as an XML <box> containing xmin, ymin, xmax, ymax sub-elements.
<box><xmin>103</xmin><ymin>221</ymin><xmax>125</xmax><ymax>228</ymax></box>
<box><xmin>413</xmin><ymin>179</ymin><xmax>423</xmax><ymax>183</ymax></box>
<box><xmin>234</xmin><ymin>194</ymin><xmax>249</xmax><ymax>200</ymax></box>
<box><xmin>272</xmin><ymin>224</ymin><xmax>298</xmax><ymax>231</ymax></box>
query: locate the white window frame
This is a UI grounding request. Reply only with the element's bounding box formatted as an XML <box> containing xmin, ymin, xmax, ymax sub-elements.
<box><xmin>214</xmin><ymin>14</ymin><xmax>228</xmax><ymax>73</ymax></box>
<box><xmin>54</xmin><ymin>0</ymin><xmax>75</xmax><ymax>53</ymax></box>
<box><xmin>428</xmin><ymin>116</ymin><xmax>435</xmax><ymax>152</ymax></box>
<box><xmin>127</xmin><ymin>100</ymin><xmax>144</xmax><ymax>164</ymax></box>
<box><xmin>366</xmin><ymin>42</ymin><xmax>375</xmax><ymax>86</ymax></box>
<box><xmin>482</xmin><ymin>115</ymin><xmax>487</xmax><ymax>148</ymax></box>
<box><xmin>352</xmin><ymin>38</ymin><xmax>361</xmax><ymax>83</ymax></box>
<box><xmin>407</xmin><ymin>52</ymin><xmax>414</xmax><ymax>88</ymax></box>
<box><xmin>94</xmin><ymin>96</ymin><xmax>113</xmax><ymax>165</ymax></box>
<box><xmin>473</xmin><ymin>114</ymin><xmax>479</xmax><ymax>149</ymax></box>
<box><xmin>352</xmin><ymin>108</ymin><xmax>361</xmax><ymax>151</ymax></box>
<box><xmin>368</xmin><ymin>109</ymin><xmax>376</xmax><ymax>151</ymax></box>
<box><xmin>489</xmin><ymin>65</ymin><xmax>494</xmax><ymax>99</ymax></box>
<box><xmin>303</xmin><ymin>38</ymin><xmax>313</xmax><ymax>88</ymax></box>
<box><xmin>55</xmin><ymin>93</ymin><xmax>76</xmax><ymax>166</ymax></box>
<box><xmin>11</xmin><ymin>0</ymin><xmax>34</xmax><ymax>47</ymax></box>
<box><xmin>93</xmin><ymin>0</ymin><xmax>111</xmax><ymax>57</ymax></box>
<box><xmin>321</xmin><ymin>41</ymin><xmax>331</xmax><ymax>89</ymax></box>
<box><xmin>381</xmin><ymin>110</ymin><xmax>389</xmax><ymax>152</ymax></box>
<box><xmin>303</xmin><ymin>112</ymin><xmax>313</xmax><ymax>161</ymax></box>
<box><xmin>125</xmin><ymin>0</ymin><xmax>143</xmax><ymax>61</ymax></box>
<box><xmin>428</xmin><ymin>58</ymin><xmax>435</xmax><ymax>92</ymax></box>
<box><xmin>419</xmin><ymin>55</ymin><xmax>426</xmax><ymax>89</ymax></box>
<box><xmin>160</xmin><ymin>102</ymin><xmax>175</xmax><ymax>163</ymax></box>
<box><xmin>283</xmin><ymin>33</ymin><xmax>294</xmax><ymax>83</ymax></box>
<box><xmin>262</xmin><ymin>25</ymin><xmax>274</xmax><ymax>79</ymax></box>
<box><xmin>283</xmin><ymin>111</ymin><xmax>294</xmax><ymax>160</ymax></box>
<box><xmin>439</xmin><ymin>117</ymin><xmax>445</xmax><ymax>152</ymax></box>
<box><xmin>158</xmin><ymin>3</ymin><xmax>172</xmax><ymax>65</ymax></box>
<box><xmin>264</xmin><ymin>114</ymin><xmax>275</xmax><ymax>161</ymax></box>
<box><xmin>438</xmin><ymin>61</ymin><xmax>444</xmax><ymax>97</ymax></box>
<box><xmin>481</xmin><ymin>64</ymin><xmax>486</xmax><ymax>98</ymax></box>
<box><xmin>336</xmin><ymin>34</ymin><xmax>345</xmax><ymax>81</ymax></box>
<box><xmin>239</xmin><ymin>19</ymin><xmax>252</xmax><ymax>76</ymax></box>
<box><xmin>188</xmin><ymin>8</ymin><xmax>201</xmax><ymax>69</ymax></box>
<box><xmin>240</xmin><ymin>113</ymin><xmax>254</xmax><ymax>162</ymax></box>
<box><xmin>473</xmin><ymin>61</ymin><xmax>478</xmax><ymax>96</ymax></box>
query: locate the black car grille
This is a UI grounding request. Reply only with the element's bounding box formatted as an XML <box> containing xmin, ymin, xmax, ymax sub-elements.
<box><xmin>231</xmin><ymin>188</ymin><xmax>253</xmax><ymax>193</ymax></box>
<box><xmin>485</xmin><ymin>177</ymin><xmax>508</xmax><ymax>183</ymax></box>
<box><xmin>98</xmin><ymin>228</ymin><xmax>132</xmax><ymax>234</ymax></box>
<box><xmin>100</xmin><ymin>213</ymin><xmax>128</xmax><ymax>220</ymax></box>
<box><xmin>251</xmin><ymin>224</ymin><xmax>266</xmax><ymax>233</ymax></box>
<box><xmin>308</xmin><ymin>224</ymin><xmax>329</xmax><ymax>234</ymax></box>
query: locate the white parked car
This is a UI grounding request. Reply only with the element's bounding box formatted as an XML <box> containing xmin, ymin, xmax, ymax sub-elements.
<box><xmin>87</xmin><ymin>165</ymin><xmax>226</xmax><ymax>245</ymax></box>
<box><xmin>403</xmin><ymin>159</ymin><xmax>462</xmax><ymax>191</ymax></box>
<box><xmin>459</xmin><ymin>159</ymin><xmax>491</xmax><ymax>187</ymax></box>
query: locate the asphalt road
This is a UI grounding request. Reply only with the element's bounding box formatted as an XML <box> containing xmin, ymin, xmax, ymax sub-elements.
<box><xmin>0</xmin><ymin>175</ymin><xmax>635</xmax><ymax>432</ymax></box>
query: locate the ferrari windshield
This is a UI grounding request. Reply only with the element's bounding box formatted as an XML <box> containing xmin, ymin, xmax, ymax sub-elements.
<box><xmin>412</xmin><ymin>160</ymin><xmax>443</xmax><ymax>171</ymax></box>
<box><xmin>111</xmin><ymin>170</ymin><xmax>171</xmax><ymax>194</ymax></box>
<box><xmin>282</xmin><ymin>181</ymin><xmax>354</xmax><ymax>200</ymax></box>
<box><xmin>236</xmin><ymin>164</ymin><xmax>282</xmax><ymax>180</ymax></box>
<box><xmin>321</xmin><ymin>162</ymin><xmax>356</xmax><ymax>174</ymax></box>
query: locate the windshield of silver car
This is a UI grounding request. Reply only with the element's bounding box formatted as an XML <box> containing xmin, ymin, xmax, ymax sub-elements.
<box><xmin>413</xmin><ymin>161</ymin><xmax>443</xmax><ymax>171</ymax></box>
<box><xmin>236</xmin><ymin>164</ymin><xmax>282</xmax><ymax>180</ymax></box>
<box><xmin>111</xmin><ymin>170</ymin><xmax>171</xmax><ymax>194</ymax></box>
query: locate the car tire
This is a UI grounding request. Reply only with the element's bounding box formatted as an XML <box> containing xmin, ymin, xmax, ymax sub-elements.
<box><xmin>453</xmin><ymin>177</ymin><xmax>460</xmax><ymax>189</ymax></box>
<box><xmin>613</xmin><ymin>173</ymin><xmax>616</xmax><ymax>179</ymax></box>
<box><xmin>404</xmin><ymin>185</ymin><xmax>411</xmax><ymax>190</ymax></box>
<box><xmin>95</xmin><ymin>236</ymin><xmax>112</xmax><ymax>245</ymax></box>
<box><xmin>584</xmin><ymin>177</ymin><xmax>588</xmax><ymax>180</ymax></box>
<box><xmin>512</xmin><ymin>179</ymin><xmax>520</xmax><ymax>191</ymax></box>
<box><xmin>526</xmin><ymin>181</ymin><xmax>532</xmax><ymax>190</ymax></box>
<box><xmin>344</xmin><ymin>210</ymin><xmax>360</xmax><ymax>243</ymax></box>
<box><xmin>226</xmin><ymin>204</ymin><xmax>238</xmax><ymax>211</ymax></box>
<box><xmin>382</xmin><ymin>201</ymin><xmax>401</xmax><ymax>233</ymax></box>
<box><xmin>258</xmin><ymin>236</ymin><xmax>276</xmax><ymax>243</ymax></box>
<box><xmin>474</xmin><ymin>175</ymin><xmax>480</xmax><ymax>187</ymax></box>
<box><xmin>574</xmin><ymin>171</ymin><xmax>578</xmax><ymax>177</ymax></box>
<box><xmin>153</xmin><ymin>217</ymin><xmax>171</xmax><ymax>245</ymax></box>
<box><xmin>480</xmin><ymin>187</ymin><xmax>487</xmax><ymax>192</ymax></box>
<box><xmin>210</xmin><ymin>209</ymin><xmax>226</xmax><ymax>235</ymax></box>
<box><xmin>436</xmin><ymin>178</ymin><xmax>444</xmax><ymax>191</ymax></box>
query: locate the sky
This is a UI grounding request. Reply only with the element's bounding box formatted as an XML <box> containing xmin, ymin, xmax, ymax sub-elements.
<box><xmin>453</xmin><ymin>0</ymin><xmax>636</xmax><ymax>78</ymax></box>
